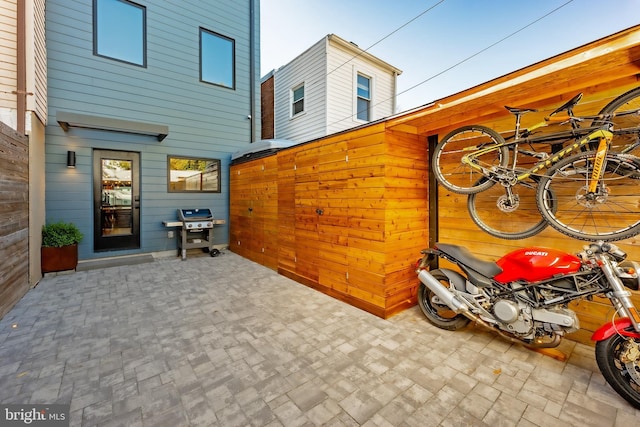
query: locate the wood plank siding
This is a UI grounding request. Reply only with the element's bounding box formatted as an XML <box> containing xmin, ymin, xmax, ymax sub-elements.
<box><xmin>0</xmin><ymin>122</ymin><xmax>29</xmax><ymax>319</ymax></box>
<box><xmin>231</xmin><ymin>123</ymin><xmax>428</xmax><ymax>318</ymax></box>
<box><xmin>0</xmin><ymin>0</ymin><xmax>17</xmax><ymax>113</ymax></box>
<box><xmin>231</xmin><ymin>25</ymin><xmax>640</xmax><ymax>344</ymax></box>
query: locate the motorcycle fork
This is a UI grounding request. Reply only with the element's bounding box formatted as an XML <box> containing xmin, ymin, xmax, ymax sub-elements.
<box><xmin>600</xmin><ymin>254</ymin><xmax>640</xmax><ymax>333</ymax></box>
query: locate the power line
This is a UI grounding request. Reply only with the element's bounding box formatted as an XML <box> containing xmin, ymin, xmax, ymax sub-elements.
<box><xmin>330</xmin><ymin>0</ymin><xmax>574</xmax><ymax>127</ymax></box>
<box><xmin>395</xmin><ymin>0</ymin><xmax>575</xmax><ymax>102</ymax></box>
<box><xmin>327</xmin><ymin>0</ymin><xmax>447</xmax><ymax>76</ymax></box>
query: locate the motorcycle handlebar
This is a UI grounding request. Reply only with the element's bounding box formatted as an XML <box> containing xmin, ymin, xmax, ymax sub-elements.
<box><xmin>581</xmin><ymin>241</ymin><xmax>627</xmax><ymax>262</ymax></box>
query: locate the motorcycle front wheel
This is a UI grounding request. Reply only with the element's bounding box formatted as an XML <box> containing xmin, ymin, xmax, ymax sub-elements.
<box><xmin>595</xmin><ymin>333</ymin><xmax>640</xmax><ymax>409</ymax></box>
<box><xmin>417</xmin><ymin>270</ymin><xmax>470</xmax><ymax>331</ymax></box>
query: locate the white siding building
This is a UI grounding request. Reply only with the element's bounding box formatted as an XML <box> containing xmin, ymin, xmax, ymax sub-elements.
<box><xmin>262</xmin><ymin>34</ymin><xmax>402</xmax><ymax>143</ymax></box>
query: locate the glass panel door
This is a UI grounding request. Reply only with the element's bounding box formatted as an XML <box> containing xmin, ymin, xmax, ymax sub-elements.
<box><xmin>93</xmin><ymin>150</ymin><xmax>140</xmax><ymax>251</ymax></box>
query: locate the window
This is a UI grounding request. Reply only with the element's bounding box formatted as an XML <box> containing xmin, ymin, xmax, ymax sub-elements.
<box><xmin>292</xmin><ymin>84</ymin><xmax>304</xmax><ymax>116</ymax></box>
<box><xmin>200</xmin><ymin>28</ymin><xmax>235</xmax><ymax>88</ymax></box>
<box><xmin>94</xmin><ymin>0</ymin><xmax>146</xmax><ymax>66</ymax></box>
<box><xmin>357</xmin><ymin>74</ymin><xmax>371</xmax><ymax>121</ymax></box>
<box><xmin>168</xmin><ymin>156</ymin><xmax>221</xmax><ymax>193</ymax></box>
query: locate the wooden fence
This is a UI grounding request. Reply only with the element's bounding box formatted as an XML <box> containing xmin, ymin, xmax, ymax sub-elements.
<box><xmin>0</xmin><ymin>121</ymin><xmax>29</xmax><ymax>319</ymax></box>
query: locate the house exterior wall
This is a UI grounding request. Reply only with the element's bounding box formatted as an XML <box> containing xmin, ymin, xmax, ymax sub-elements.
<box><xmin>260</xmin><ymin>73</ymin><xmax>275</xmax><ymax>139</ymax></box>
<box><xmin>272</xmin><ymin>36</ymin><xmax>327</xmax><ymax>143</ymax></box>
<box><xmin>26</xmin><ymin>0</ymin><xmax>47</xmax><ymax>124</ymax></box>
<box><xmin>0</xmin><ymin>0</ymin><xmax>18</xmax><ymax>126</ymax></box>
<box><xmin>45</xmin><ymin>0</ymin><xmax>261</xmax><ymax>260</ymax></box>
<box><xmin>325</xmin><ymin>37</ymin><xmax>397</xmax><ymax>135</ymax></box>
<box><xmin>269</xmin><ymin>34</ymin><xmax>401</xmax><ymax>144</ymax></box>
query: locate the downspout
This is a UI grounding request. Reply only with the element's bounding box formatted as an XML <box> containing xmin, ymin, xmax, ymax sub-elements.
<box><xmin>16</xmin><ymin>0</ymin><xmax>26</xmax><ymax>134</ymax></box>
<box><xmin>249</xmin><ymin>0</ymin><xmax>256</xmax><ymax>142</ymax></box>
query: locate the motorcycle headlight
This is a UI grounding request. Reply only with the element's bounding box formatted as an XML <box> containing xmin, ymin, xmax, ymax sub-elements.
<box><xmin>618</xmin><ymin>260</ymin><xmax>640</xmax><ymax>291</ymax></box>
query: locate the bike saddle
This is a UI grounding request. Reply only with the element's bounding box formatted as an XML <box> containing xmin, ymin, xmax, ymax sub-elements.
<box><xmin>434</xmin><ymin>243</ymin><xmax>503</xmax><ymax>278</ymax></box>
<box><xmin>549</xmin><ymin>92</ymin><xmax>583</xmax><ymax>116</ymax></box>
<box><xmin>504</xmin><ymin>106</ymin><xmax>538</xmax><ymax>115</ymax></box>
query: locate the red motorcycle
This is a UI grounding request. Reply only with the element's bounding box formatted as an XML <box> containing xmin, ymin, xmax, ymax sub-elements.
<box><xmin>416</xmin><ymin>241</ymin><xmax>640</xmax><ymax>408</ymax></box>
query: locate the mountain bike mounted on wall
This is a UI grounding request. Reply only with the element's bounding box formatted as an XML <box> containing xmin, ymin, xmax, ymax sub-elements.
<box><xmin>432</xmin><ymin>87</ymin><xmax>640</xmax><ymax>241</ymax></box>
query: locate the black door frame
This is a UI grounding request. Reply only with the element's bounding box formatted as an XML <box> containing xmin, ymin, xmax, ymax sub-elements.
<box><xmin>93</xmin><ymin>149</ymin><xmax>141</xmax><ymax>252</ymax></box>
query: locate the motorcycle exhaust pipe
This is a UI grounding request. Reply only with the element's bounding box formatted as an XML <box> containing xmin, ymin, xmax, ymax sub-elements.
<box><xmin>418</xmin><ymin>269</ymin><xmax>469</xmax><ymax>313</ymax></box>
<box><xmin>418</xmin><ymin>270</ymin><xmax>562</xmax><ymax>349</ymax></box>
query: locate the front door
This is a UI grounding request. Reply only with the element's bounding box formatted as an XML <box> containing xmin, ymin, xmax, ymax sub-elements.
<box><xmin>93</xmin><ymin>149</ymin><xmax>140</xmax><ymax>251</ymax></box>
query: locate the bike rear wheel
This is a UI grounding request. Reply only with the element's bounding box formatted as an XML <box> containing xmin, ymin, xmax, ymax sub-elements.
<box><xmin>432</xmin><ymin>125</ymin><xmax>509</xmax><ymax>194</ymax></box>
<box><xmin>467</xmin><ymin>176</ymin><xmax>549</xmax><ymax>240</ymax></box>
<box><xmin>593</xmin><ymin>86</ymin><xmax>640</xmax><ymax>154</ymax></box>
<box><xmin>536</xmin><ymin>150</ymin><xmax>640</xmax><ymax>241</ymax></box>
<box><xmin>595</xmin><ymin>333</ymin><xmax>640</xmax><ymax>409</ymax></box>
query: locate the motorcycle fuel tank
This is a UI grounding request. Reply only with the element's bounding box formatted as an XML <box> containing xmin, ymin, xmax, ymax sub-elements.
<box><xmin>493</xmin><ymin>247</ymin><xmax>582</xmax><ymax>284</ymax></box>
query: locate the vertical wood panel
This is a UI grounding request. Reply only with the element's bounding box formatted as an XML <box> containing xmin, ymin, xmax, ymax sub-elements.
<box><xmin>0</xmin><ymin>122</ymin><xmax>29</xmax><ymax>319</ymax></box>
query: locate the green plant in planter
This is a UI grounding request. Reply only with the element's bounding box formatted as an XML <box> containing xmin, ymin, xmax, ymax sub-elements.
<box><xmin>42</xmin><ymin>221</ymin><xmax>84</xmax><ymax>247</ymax></box>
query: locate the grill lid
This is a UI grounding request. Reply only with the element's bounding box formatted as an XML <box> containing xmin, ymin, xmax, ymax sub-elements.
<box><xmin>178</xmin><ymin>208</ymin><xmax>214</xmax><ymax>221</ymax></box>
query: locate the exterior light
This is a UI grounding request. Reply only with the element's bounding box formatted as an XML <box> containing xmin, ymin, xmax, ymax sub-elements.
<box><xmin>67</xmin><ymin>151</ymin><xmax>76</xmax><ymax>168</ymax></box>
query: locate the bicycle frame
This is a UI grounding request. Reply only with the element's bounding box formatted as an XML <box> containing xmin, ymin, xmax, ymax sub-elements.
<box><xmin>503</xmin><ymin>105</ymin><xmax>640</xmax><ymax>158</ymax></box>
<box><xmin>461</xmin><ymin>127</ymin><xmax>614</xmax><ymax>184</ymax></box>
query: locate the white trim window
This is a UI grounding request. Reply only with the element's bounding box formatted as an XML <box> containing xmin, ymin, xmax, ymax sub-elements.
<box><xmin>291</xmin><ymin>83</ymin><xmax>304</xmax><ymax>117</ymax></box>
<box><xmin>356</xmin><ymin>73</ymin><xmax>371</xmax><ymax>121</ymax></box>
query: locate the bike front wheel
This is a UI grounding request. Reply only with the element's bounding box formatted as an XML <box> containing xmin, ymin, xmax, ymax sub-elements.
<box><xmin>595</xmin><ymin>332</ymin><xmax>640</xmax><ymax>409</ymax></box>
<box><xmin>593</xmin><ymin>86</ymin><xmax>640</xmax><ymax>154</ymax></box>
<box><xmin>468</xmin><ymin>176</ymin><xmax>549</xmax><ymax>240</ymax></box>
<box><xmin>536</xmin><ymin>150</ymin><xmax>640</xmax><ymax>241</ymax></box>
<box><xmin>432</xmin><ymin>125</ymin><xmax>509</xmax><ymax>194</ymax></box>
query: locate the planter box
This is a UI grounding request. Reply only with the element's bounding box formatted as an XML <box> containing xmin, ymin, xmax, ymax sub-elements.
<box><xmin>41</xmin><ymin>244</ymin><xmax>78</xmax><ymax>273</ymax></box>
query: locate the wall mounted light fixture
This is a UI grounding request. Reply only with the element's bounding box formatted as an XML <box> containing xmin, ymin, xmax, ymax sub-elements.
<box><xmin>67</xmin><ymin>151</ymin><xmax>76</xmax><ymax>168</ymax></box>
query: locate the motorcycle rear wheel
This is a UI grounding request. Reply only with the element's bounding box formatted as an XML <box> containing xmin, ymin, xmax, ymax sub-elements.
<box><xmin>595</xmin><ymin>333</ymin><xmax>640</xmax><ymax>409</ymax></box>
<box><xmin>417</xmin><ymin>270</ymin><xmax>470</xmax><ymax>331</ymax></box>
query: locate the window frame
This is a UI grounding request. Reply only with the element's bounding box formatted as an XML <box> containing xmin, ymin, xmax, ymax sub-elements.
<box><xmin>93</xmin><ymin>0</ymin><xmax>147</xmax><ymax>67</ymax></box>
<box><xmin>356</xmin><ymin>73</ymin><xmax>372</xmax><ymax>122</ymax></box>
<box><xmin>291</xmin><ymin>83</ymin><xmax>305</xmax><ymax>117</ymax></box>
<box><xmin>167</xmin><ymin>155</ymin><xmax>222</xmax><ymax>193</ymax></box>
<box><xmin>199</xmin><ymin>27</ymin><xmax>236</xmax><ymax>89</ymax></box>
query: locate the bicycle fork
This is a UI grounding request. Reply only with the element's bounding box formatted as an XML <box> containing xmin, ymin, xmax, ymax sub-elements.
<box><xmin>589</xmin><ymin>136</ymin><xmax>611</xmax><ymax>193</ymax></box>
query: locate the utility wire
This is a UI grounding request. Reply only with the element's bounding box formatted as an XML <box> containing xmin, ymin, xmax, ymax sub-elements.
<box><xmin>330</xmin><ymin>0</ymin><xmax>574</xmax><ymax>126</ymax></box>
<box><xmin>327</xmin><ymin>0</ymin><xmax>447</xmax><ymax>76</ymax></box>
<box><xmin>395</xmin><ymin>0</ymin><xmax>575</xmax><ymax>102</ymax></box>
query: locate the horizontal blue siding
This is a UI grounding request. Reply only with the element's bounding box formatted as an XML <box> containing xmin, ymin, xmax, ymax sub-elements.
<box><xmin>45</xmin><ymin>0</ymin><xmax>259</xmax><ymax>259</ymax></box>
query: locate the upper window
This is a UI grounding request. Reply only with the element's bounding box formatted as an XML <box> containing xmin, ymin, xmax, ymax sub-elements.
<box><xmin>200</xmin><ymin>28</ymin><xmax>235</xmax><ymax>89</ymax></box>
<box><xmin>168</xmin><ymin>156</ymin><xmax>221</xmax><ymax>193</ymax></box>
<box><xmin>292</xmin><ymin>84</ymin><xmax>304</xmax><ymax>116</ymax></box>
<box><xmin>357</xmin><ymin>74</ymin><xmax>371</xmax><ymax>121</ymax></box>
<box><xmin>94</xmin><ymin>0</ymin><xmax>146</xmax><ymax>67</ymax></box>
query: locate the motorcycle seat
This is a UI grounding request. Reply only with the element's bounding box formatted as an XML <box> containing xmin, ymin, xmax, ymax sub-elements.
<box><xmin>435</xmin><ymin>242</ymin><xmax>503</xmax><ymax>278</ymax></box>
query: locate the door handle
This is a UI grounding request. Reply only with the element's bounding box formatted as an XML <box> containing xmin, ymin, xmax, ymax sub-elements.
<box><xmin>316</xmin><ymin>208</ymin><xmax>324</xmax><ymax>215</ymax></box>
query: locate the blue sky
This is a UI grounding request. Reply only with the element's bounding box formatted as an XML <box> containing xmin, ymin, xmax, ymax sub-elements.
<box><xmin>260</xmin><ymin>0</ymin><xmax>640</xmax><ymax>112</ymax></box>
